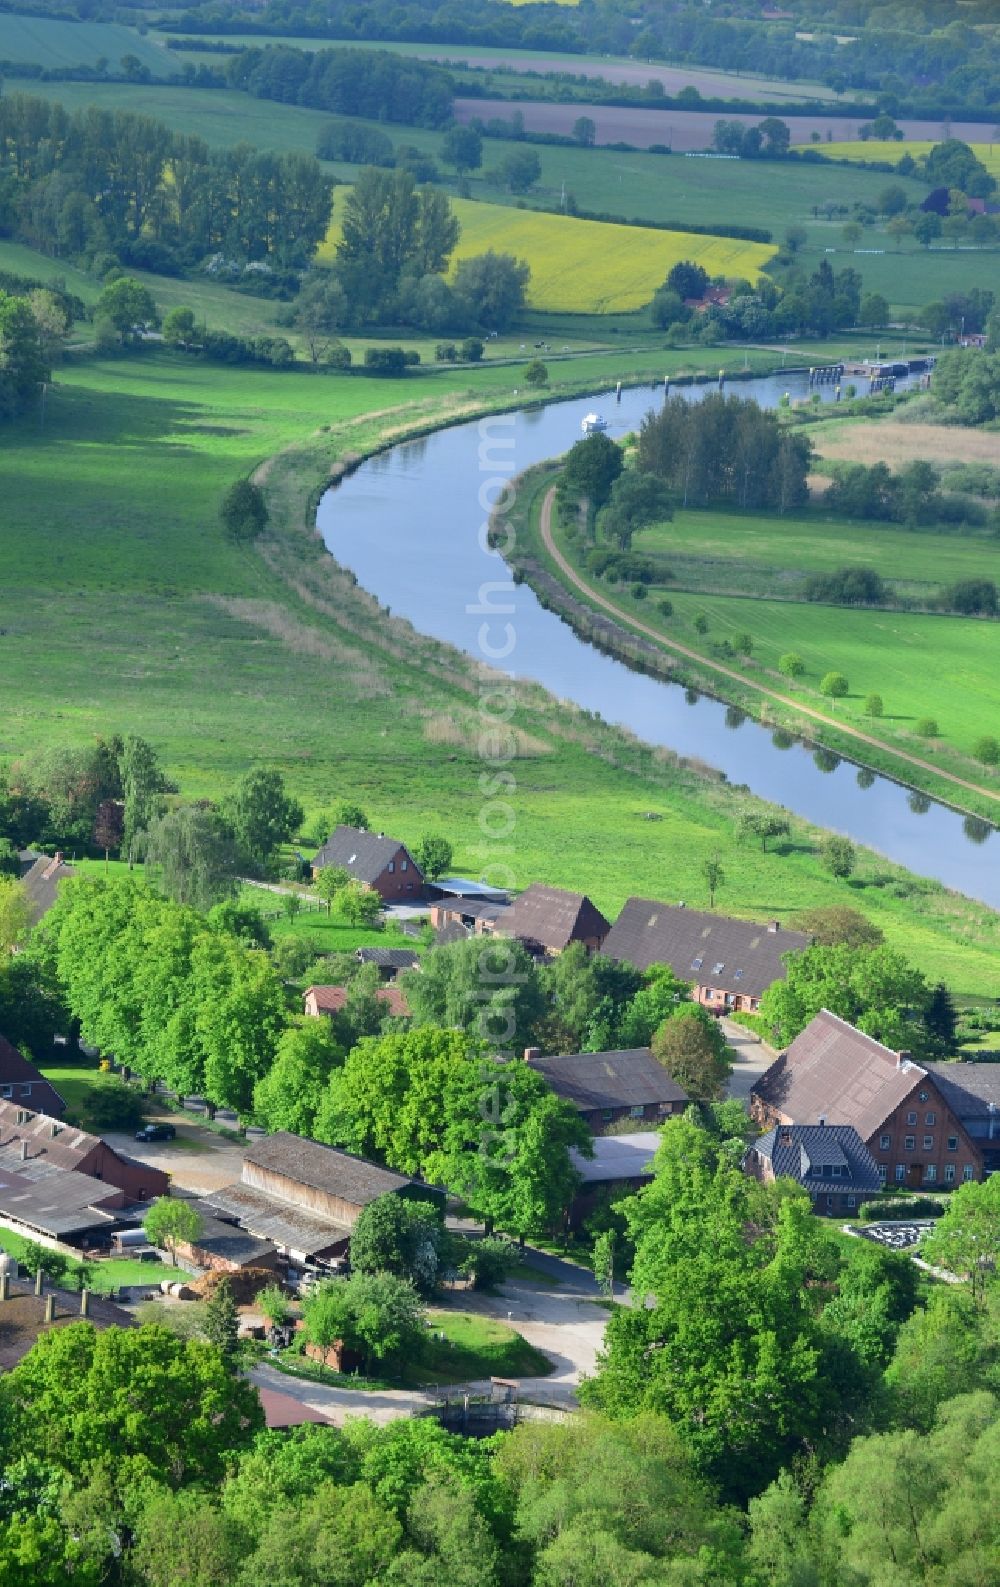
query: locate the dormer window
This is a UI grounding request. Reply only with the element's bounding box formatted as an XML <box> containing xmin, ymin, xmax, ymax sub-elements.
<box><xmin>691</xmin><ymin>956</ymin><xmax>704</xmax><ymax>971</ymax></box>
<box><xmin>712</xmin><ymin>962</ymin><xmax>725</xmax><ymax>975</ymax></box>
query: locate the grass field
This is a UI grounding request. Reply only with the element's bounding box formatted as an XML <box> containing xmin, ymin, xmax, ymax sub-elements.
<box><xmin>2</xmin><ymin>279</ymin><xmax>999</xmax><ymax>998</ymax></box>
<box><xmin>17</xmin><ymin>78</ymin><xmax>993</xmax><ymax>315</ymax></box>
<box><xmin>320</xmin><ymin>189</ymin><xmax>776</xmax><ymax>312</ymax></box>
<box><xmin>821</xmin><ymin>141</ymin><xmax>1000</xmax><ymax>179</ymax></box>
<box><xmin>167</xmin><ymin>33</ymin><xmax>843</xmax><ymax>103</ymax></box>
<box><xmin>0</xmin><ymin>12</ymin><xmax>174</xmax><ymax>75</ymax></box>
<box><xmin>810</xmin><ymin>418</ymin><xmax>1000</xmax><ymax>471</ymax></box>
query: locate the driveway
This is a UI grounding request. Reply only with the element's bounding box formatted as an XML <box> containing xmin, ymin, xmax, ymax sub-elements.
<box><xmin>721</xmin><ymin>1016</ymin><xmax>776</xmax><ymax>1107</ymax></box>
<box><xmin>105</xmin><ymin>1108</ymin><xmax>249</xmax><ymax>1196</ymax></box>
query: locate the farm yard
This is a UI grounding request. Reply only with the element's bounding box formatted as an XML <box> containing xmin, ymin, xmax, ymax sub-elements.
<box><xmin>320</xmin><ymin>190</ymin><xmax>776</xmax><ymax>313</ymax></box>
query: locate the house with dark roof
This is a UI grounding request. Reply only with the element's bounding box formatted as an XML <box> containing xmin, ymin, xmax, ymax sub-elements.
<box><xmin>602</xmin><ymin>899</ymin><xmax>810</xmax><ymax>1014</ymax></box>
<box><xmin>527</xmin><ymin>1047</ymin><xmax>688</xmax><ymax>1134</ymax></box>
<box><xmin>743</xmin><ymin>1123</ymin><xmax>882</xmax><ymax>1216</ymax></box>
<box><xmin>752</xmin><ymin>1009</ymin><xmax>983</xmax><ymax>1191</ymax></box>
<box><xmin>923</xmin><ymin>1063</ymin><xmax>1000</xmax><ymax>1175</ymax></box>
<box><xmin>303</xmin><ymin>984</ymin><xmax>410</xmax><ymax>1019</ymax></box>
<box><xmin>311</xmin><ymin>825</ymin><xmax>423</xmax><ymax>902</ymax></box>
<box><xmin>203</xmin><ymin>1133</ymin><xmax>444</xmax><ymax>1270</ymax></box>
<box><xmin>354</xmin><ymin>947</ymin><xmax>421</xmax><ymax>978</ymax></box>
<box><xmin>20</xmin><ymin>852</ymin><xmax>75</xmax><ymax>927</ymax></box>
<box><xmin>0</xmin><ymin>1033</ymin><xmax>66</xmax><ymax>1118</ymax></box>
<box><xmin>493</xmin><ymin>885</ymin><xmax>610</xmax><ymax>956</ymax></box>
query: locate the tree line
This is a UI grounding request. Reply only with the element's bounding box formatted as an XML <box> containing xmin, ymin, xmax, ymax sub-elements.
<box><xmin>636</xmin><ymin>392</ymin><xmax>812</xmax><ymax>513</ymax></box>
<box><xmin>224</xmin><ymin>43</ymin><xmax>454</xmax><ymax>128</ymax></box>
<box><xmin>161</xmin><ymin>0</ymin><xmax>1000</xmax><ymax>116</ymax></box>
<box><xmin>0</xmin><ymin>94</ymin><xmax>333</xmax><ymax>275</ymax></box>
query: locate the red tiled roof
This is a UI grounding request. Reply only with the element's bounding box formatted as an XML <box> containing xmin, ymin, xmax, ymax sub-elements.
<box><xmin>305</xmin><ymin>985</ymin><xmax>410</xmax><ymax>1017</ymax></box>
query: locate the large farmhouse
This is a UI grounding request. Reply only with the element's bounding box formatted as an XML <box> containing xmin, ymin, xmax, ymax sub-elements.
<box><xmin>603</xmin><ymin>899</ymin><xmax>810</xmax><ymax>1013</ymax></box>
<box><xmin>751</xmin><ymin>1009</ymin><xmax>983</xmax><ymax>1189</ymax></box>
<box><xmin>202</xmin><ymin>1132</ymin><xmax>444</xmax><ymax>1271</ymax></box>
<box><xmin>312</xmin><ymin>825</ymin><xmax>423</xmax><ymax>902</ymax></box>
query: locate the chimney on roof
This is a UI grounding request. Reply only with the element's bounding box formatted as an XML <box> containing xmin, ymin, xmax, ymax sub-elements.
<box><xmin>896</xmin><ymin>1050</ymin><xmax>912</xmax><ymax>1068</ymax></box>
<box><xmin>818</xmin><ymin>1115</ymin><xmax>826</xmax><ymax>1127</ymax></box>
<box><xmin>523</xmin><ymin>1047</ymin><xmax>541</xmax><ymax>1064</ymax></box>
<box><xmin>767</xmin><ymin>920</ymin><xmax>780</xmax><ymax>933</ymax></box>
<box><xmin>49</xmin><ymin>1122</ymin><xmax>60</xmax><ymax>1138</ymax></box>
<box><xmin>19</xmin><ymin>1140</ymin><xmax>28</xmax><ymax>1162</ymax></box>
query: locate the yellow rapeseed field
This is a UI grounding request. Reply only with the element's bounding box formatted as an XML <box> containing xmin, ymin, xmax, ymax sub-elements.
<box><xmin>820</xmin><ymin>140</ymin><xmax>1000</xmax><ymax>179</ymax></box>
<box><xmin>320</xmin><ymin>192</ymin><xmax>777</xmax><ymax>314</ymax></box>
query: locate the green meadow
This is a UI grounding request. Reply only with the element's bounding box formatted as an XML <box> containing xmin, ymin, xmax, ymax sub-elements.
<box><xmin>3</xmin><ymin>324</ymin><xmax>999</xmax><ymax>996</ymax></box>
<box><xmin>0</xmin><ymin>12</ymin><xmax>172</xmax><ymax>74</ymax></box>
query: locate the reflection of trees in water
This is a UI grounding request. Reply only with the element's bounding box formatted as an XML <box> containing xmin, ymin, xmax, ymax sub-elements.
<box><xmin>856</xmin><ymin>767</ymin><xmax>876</xmax><ymax>790</ymax></box>
<box><xmin>963</xmin><ymin>815</ymin><xmax>993</xmax><ymax>846</ymax></box>
<box><xmin>908</xmin><ymin>792</ymin><xmax>931</xmax><ymax>815</ymax></box>
<box><xmin>685</xmin><ymin>688</ymin><xmax>699</xmax><ymax>706</ymax></box>
<box><xmin>725</xmin><ymin>705</ymin><xmax>746</xmax><ymax>730</ymax></box>
<box><xmin>814</xmin><ymin>748</ymin><xmax>840</xmax><ymax>774</ymax></box>
<box><xmin>771</xmin><ymin>728</ymin><xmax>795</xmax><ymax>750</ymax></box>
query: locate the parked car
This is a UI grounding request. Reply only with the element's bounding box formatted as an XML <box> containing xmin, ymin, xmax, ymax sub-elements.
<box><xmin>135</xmin><ymin>1123</ymin><xmax>176</xmax><ymax>1142</ymax></box>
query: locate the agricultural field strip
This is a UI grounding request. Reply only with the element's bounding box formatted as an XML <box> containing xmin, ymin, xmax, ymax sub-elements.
<box><xmin>0</xmin><ymin>12</ymin><xmax>171</xmax><ymax>73</ymax></box>
<box><xmin>539</xmin><ymin>487</ymin><xmax>1000</xmax><ymax>803</ymax></box>
<box><xmin>819</xmin><ymin>141</ymin><xmax>1000</xmax><ymax>179</ymax></box>
<box><xmin>319</xmin><ymin>189</ymin><xmax>776</xmax><ymax>313</ymax></box>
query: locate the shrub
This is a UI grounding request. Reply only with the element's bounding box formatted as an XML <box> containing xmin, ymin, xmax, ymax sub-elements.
<box><xmin>820</xmin><ymin>671</ymin><xmax>849</xmax><ymax>698</ymax></box>
<box><xmin>323</xmin><ymin>344</ymin><xmax>352</xmax><ymax>370</ymax></box>
<box><xmin>363</xmin><ymin>346</ymin><xmax>409</xmax><ymax>376</ymax></box>
<box><xmin>524</xmin><ymin>358</ymin><xmax>548</xmax><ymax>387</ymax></box>
<box><xmin>460</xmin><ymin>337</ymin><xmax>484</xmax><ymax>362</ymax></box>
<box><xmin>631</xmin><ymin>582</ymin><xmax>647</xmax><ymax>600</ymax></box>
<box><xmin>915</xmin><ymin>717</ymin><xmax>939</xmax><ymax>737</ymax></box>
<box><xmin>735</xmin><ymin>632</ymin><xmax>752</xmax><ymax>655</ymax></box>
<box><xmin>435</xmin><ymin>342</ymin><xmax>457</xmax><ymax>362</ymax></box>
<box><xmin>972</xmin><ymin>735</ymin><xmax>1000</xmax><ymax>766</ymax></box>
<box><xmin>220</xmin><ymin>479</ymin><xmax>268</xmax><ymax>544</ymax></box>
<box><xmin>805</xmin><ymin>566</ymin><xmax>888</xmax><ymax>606</ymax></box>
<box><xmin>456</xmin><ymin>1236</ymin><xmax>517</xmax><ymax>1291</ymax></box>
<box><xmin>942</xmin><ymin>578</ymin><xmax>998</xmax><ymax>616</ymax></box>
<box><xmin>864</xmin><ymin>693</ymin><xmax>884</xmax><ymax>717</ymax></box>
<box><xmin>779</xmin><ymin>652</ymin><xmax>804</xmax><ymax>677</ymax></box>
<box><xmin>693</xmin><ymin>614</ymin><xmax>709</xmax><ymax>634</ymax></box>
<box><xmin>657</xmin><ymin>598</ymin><xmax>673</xmax><ymax>618</ymax></box>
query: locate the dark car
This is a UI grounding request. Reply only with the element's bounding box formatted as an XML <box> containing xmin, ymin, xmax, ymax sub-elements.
<box><xmin>135</xmin><ymin>1123</ymin><xmax>176</xmax><ymax>1142</ymax></box>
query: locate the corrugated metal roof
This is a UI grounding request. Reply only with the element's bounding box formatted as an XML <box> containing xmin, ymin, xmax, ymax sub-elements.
<box><xmin>0</xmin><ymin>1163</ymin><xmax>119</xmax><ymax>1236</ymax></box>
<box><xmin>205</xmin><ymin>1182</ymin><xmax>352</xmax><ymax>1257</ymax></box>
<box><xmin>603</xmin><ymin>898</ymin><xmax>810</xmax><ymax>997</ymax></box>
<box><xmin>570</xmin><ymin>1132</ymin><xmax>660</xmax><ymax>1184</ymax></box>
<box><xmin>242</xmin><ymin>1133</ymin><xmax>422</xmax><ymax>1206</ymax></box>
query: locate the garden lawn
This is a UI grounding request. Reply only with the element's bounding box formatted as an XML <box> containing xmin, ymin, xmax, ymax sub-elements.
<box><xmin>404</xmin><ymin>1308</ymin><xmax>554</xmax><ymax>1385</ymax></box>
<box><xmin>0</xmin><ymin>1228</ymin><xmax>167</xmax><ymax>1293</ymax></box>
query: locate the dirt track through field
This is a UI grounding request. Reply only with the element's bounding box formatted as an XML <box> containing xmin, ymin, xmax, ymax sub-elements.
<box><xmin>538</xmin><ymin>486</ymin><xmax>1000</xmax><ymax>811</ymax></box>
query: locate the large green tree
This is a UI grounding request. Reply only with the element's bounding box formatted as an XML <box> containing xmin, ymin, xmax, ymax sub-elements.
<box><xmin>401</xmin><ymin>935</ymin><xmax>546</xmax><ymax>1053</ymax></box>
<box><xmin>582</xmin><ymin>1119</ymin><xmax>831</xmax><ymax>1498</ymax></box>
<box><xmin>142</xmin><ymin>805</ymin><xmax>240</xmax><ymax>911</ymax></box>
<box><xmin>757</xmin><ymin>942</ymin><xmax>935</xmax><ymax>1053</ymax></box>
<box><xmin>221</xmin><ymin>766</ymin><xmax>303</xmax><ymax>871</ymax></box>
<box><xmin>253</xmin><ymin>1016</ymin><xmax>344</xmax><ymax>1135</ymax></box>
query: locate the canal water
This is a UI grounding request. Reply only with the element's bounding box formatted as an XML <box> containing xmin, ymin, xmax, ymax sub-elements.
<box><xmin>316</xmin><ymin>369</ymin><xmax>1000</xmax><ymax>907</ymax></box>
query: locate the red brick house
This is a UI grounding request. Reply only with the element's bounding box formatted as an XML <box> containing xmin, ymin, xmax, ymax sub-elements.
<box><xmin>603</xmin><ymin>899</ymin><xmax>810</xmax><ymax>1015</ymax></box>
<box><xmin>0</xmin><ymin>1099</ymin><xmax>169</xmax><ymax>1204</ymax></box>
<box><xmin>0</xmin><ymin>1033</ymin><xmax>66</xmax><ymax>1117</ymax></box>
<box><xmin>311</xmin><ymin>825</ymin><xmax>423</xmax><ymax>902</ymax></box>
<box><xmin>751</xmin><ymin>1009</ymin><xmax>983</xmax><ymax>1190</ymax></box>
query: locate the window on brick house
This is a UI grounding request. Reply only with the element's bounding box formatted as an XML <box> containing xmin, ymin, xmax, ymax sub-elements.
<box><xmin>963</xmin><ymin>1165</ymin><xmax>974</xmax><ymax>1181</ymax></box>
<box><xmin>923</xmin><ymin>1135</ymin><xmax>934</xmax><ymax>1151</ymax></box>
<box><xmin>904</xmin><ymin>1135</ymin><xmax>915</xmax><ymax>1150</ymax></box>
<box><xmin>947</xmin><ymin>1136</ymin><xmax>958</xmax><ymax>1150</ymax></box>
<box><xmin>925</xmin><ymin>1112</ymin><xmax>935</xmax><ymax>1125</ymax></box>
<box><xmin>945</xmin><ymin>1165</ymin><xmax>955</xmax><ymax>1183</ymax></box>
<box><xmin>925</xmin><ymin>1165</ymin><xmax>937</xmax><ymax>1184</ymax></box>
<box><xmin>906</xmin><ymin>1111</ymin><xmax>917</xmax><ymax>1125</ymax></box>
<box><xmin>895</xmin><ymin>1165</ymin><xmax>906</xmax><ymax>1182</ymax></box>
<box><xmin>880</xmin><ymin>1133</ymin><xmax>890</xmax><ymax>1149</ymax></box>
